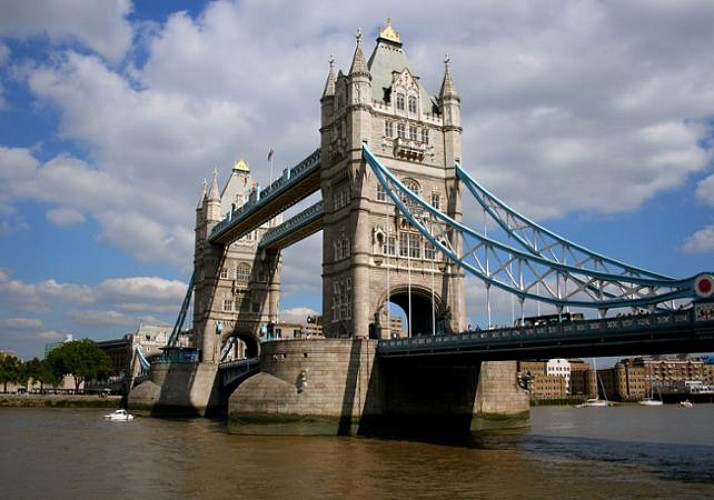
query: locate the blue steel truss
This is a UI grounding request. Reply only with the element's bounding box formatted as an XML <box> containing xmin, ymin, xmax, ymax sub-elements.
<box><xmin>167</xmin><ymin>271</ymin><xmax>194</xmax><ymax>347</ymax></box>
<box><xmin>363</xmin><ymin>144</ymin><xmax>711</xmax><ymax>312</ymax></box>
<box><xmin>455</xmin><ymin>164</ymin><xmax>673</xmax><ymax>281</ymax></box>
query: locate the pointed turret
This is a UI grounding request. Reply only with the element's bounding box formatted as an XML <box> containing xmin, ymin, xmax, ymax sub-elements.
<box><xmin>322</xmin><ymin>55</ymin><xmax>336</xmax><ymax>100</ymax></box>
<box><xmin>440</xmin><ymin>54</ymin><xmax>462</xmax><ymax>133</ymax></box>
<box><xmin>208</xmin><ymin>169</ymin><xmax>220</xmax><ymax>201</ymax></box>
<box><xmin>349</xmin><ymin>29</ymin><xmax>370</xmax><ymax>78</ymax></box>
<box><xmin>197</xmin><ymin>178</ymin><xmax>207</xmax><ymax>209</ymax></box>
<box><xmin>206</xmin><ymin>168</ymin><xmax>222</xmax><ymax>222</ymax></box>
<box><xmin>439</xmin><ymin>53</ymin><xmax>460</xmax><ymax>103</ymax></box>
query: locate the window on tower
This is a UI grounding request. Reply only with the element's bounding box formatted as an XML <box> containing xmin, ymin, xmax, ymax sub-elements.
<box><xmin>408</xmin><ymin>96</ymin><xmax>417</xmax><ymax>114</ymax></box>
<box><xmin>396</xmin><ymin>93</ymin><xmax>405</xmax><ymax>111</ymax></box>
<box><xmin>431</xmin><ymin>191</ymin><xmax>441</xmax><ymax>210</ymax></box>
<box><xmin>409</xmin><ymin>126</ymin><xmax>418</xmax><ymax>141</ymax></box>
<box><xmin>385</xmin><ymin>120</ymin><xmax>394</xmax><ymax>138</ymax></box>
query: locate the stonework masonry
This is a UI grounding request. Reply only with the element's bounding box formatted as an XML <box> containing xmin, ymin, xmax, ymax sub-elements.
<box><xmin>130</xmin><ymin>21</ymin><xmax>530</xmax><ymax>431</ymax></box>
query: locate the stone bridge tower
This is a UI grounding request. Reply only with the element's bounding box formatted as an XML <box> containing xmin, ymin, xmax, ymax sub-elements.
<box><xmin>193</xmin><ymin>161</ymin><xmax>280</xmax><ymax>362</ymax></box>
<box><xmin>320</xmin><ymin>20</ymin><xmax>465</xmax><ymax>339</ymax></box>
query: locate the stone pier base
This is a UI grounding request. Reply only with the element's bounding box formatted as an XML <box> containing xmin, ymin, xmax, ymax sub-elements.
<box><xmin>128</xmin><ymin>362</ymin><xmax>220</xmax><ymax>417</ymax></box>
<box><xmin>228</xmin><ymin>338</ymin><xmax>530</xmax><ymax>436</ymax></box>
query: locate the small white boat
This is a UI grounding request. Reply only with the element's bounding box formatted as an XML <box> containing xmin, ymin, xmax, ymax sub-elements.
<box><xmin>639</xmin><ymin>379</ymin><xmax>663</xmax><ymax>406</ymax></box>
<box><xmin>103</xmin><ymin>409</ymin><xmax>134</xmax><ymax>421</ymax></box>
<box><xmin>576</xmin><ymin>398</ymin><xmax>609</xmax><ymax>408</ymax></box>
<box><xmin>679</xmin><ymin>399</ymin><xmax>693</xmax><ymax>408</ymax></box>
<box><xmin>638</xmin><ymin>398</ymin><xmax>664</xmax><ymax>407</ymax></box>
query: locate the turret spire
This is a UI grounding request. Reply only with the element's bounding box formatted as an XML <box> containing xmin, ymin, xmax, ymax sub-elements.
<box><xmin>322</xmin><ymin>54</ymin><xmax>336</xmax><ymax>99</ymax></box>
<box><xmin>197</xmin><ymin>178</ymin><xmax>207</xmax><ymax>208</ymax></box>
<box><xmin>439</xmin><ymin>53</ymin><xmax>459</xmax><ymax>101</ymax></box>
<box><xmin>207</xmin><ymin>168</ymin><xmax>220</xmax><ymax>202</ymax></box>
<box><xmin>349</xmin><ymin>28</ymin><xmax>370</xmax><ymax>77</ymax></box>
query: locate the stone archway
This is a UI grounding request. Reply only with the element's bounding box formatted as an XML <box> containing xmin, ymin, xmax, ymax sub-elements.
<box><xmin>218</xmin><ymin>331</ymin><xmax>261</xmax><ymax>361</ymax></box>
<box><xmin>379</xmin><ymin>285</ymin><xmax>445</xmax><ymax>338</ymax></box>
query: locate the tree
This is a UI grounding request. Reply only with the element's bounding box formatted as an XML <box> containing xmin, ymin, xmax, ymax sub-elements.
<box><xmin>0</xmin><ymin>352</ymin><xmax>25</xmax><ymax>393</ymax></box>
<box><xmin>24</xmin><ymin>357</ymin><xmax>59</xmax><ymax>392</ymax></box>
<box><xmin>46</xmin><ymin>340</ymin><xmax>114</xmax><ymax>391</ymax></box>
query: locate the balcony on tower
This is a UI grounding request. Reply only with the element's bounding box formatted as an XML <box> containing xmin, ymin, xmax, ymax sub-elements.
<box><xmin>393</xmin><ymin>136</ymin><xmax>426</xmax><ymax>161</ymax></box>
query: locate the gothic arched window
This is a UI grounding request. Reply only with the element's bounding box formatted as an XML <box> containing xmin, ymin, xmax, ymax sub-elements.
<box><xmin>396</xmin><ymin>93</ymin><xmax>405</xmax><ymax>111</ymax></box>
<box><xmin>408</xmin><ymin>96</ymin><xmax>417</xmax><ymax>113</ymax></box>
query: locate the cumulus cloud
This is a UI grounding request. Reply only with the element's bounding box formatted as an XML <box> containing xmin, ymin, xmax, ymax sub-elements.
<box><xmin>0</xmin><ymin>0</ymin><xmax>133</xmax><ymax>63</ymax></box>
<box><xmin>0</xmin><ymin>146</ymin><xmax>40</xmax><ymax>181</ymax></box>
<box><xmin>280</xmin><ymin>307</ymin><xmax>320</xmax><ymax>325</ymax></box>
<box><xmin>682</xmin><ymin>225</ymin><xmax>714</xmax><ymax>254</ymax></box>
<box><xmin>46</xmin><ymin>206</ymin><xmax>85</xmax><ymax>226</ymax></box>
<box><xmin>0</xmin><ymin>317</ymin><xmax>63</xmax><ymax>358</ymax></box>
<box><xmin>0</xmin><ymin>269</ymin><xmax>187</xmax><ymax>323</ymax></box>
<box><xmin>66</xmin><ymin>309</ymin><xmax>136</xmax><ymax>328</ymax></box>
<box><xmin>1</xmin><ymin>1</ymin><xmax>714</xmax><ymax>357</ymax></box>
<box><xmin>695</xmin><ymin>175</ymin><xmax>714</xmax><ymax>207</ymax></box>
<box><xmin>0</xmin><ymin>268</ymin><xmax>95</xmax><ymax>312</ymax></box>
<box><xmin>3</xmin><ymin>1</ymin><xmax>711</xmax><ymax>269</ymax></box>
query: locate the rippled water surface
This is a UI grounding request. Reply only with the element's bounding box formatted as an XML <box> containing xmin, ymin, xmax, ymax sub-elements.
<box><xmin>1</xmin><ymin>405</ymin><xmax>713</xmax><ymax>499</ymax></box>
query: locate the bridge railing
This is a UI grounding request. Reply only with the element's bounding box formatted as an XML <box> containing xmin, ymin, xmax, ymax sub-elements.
<box><xmin>378</xmin><ymin>309</ymin><xmax>695</xmax><ymax>352</ymax></box>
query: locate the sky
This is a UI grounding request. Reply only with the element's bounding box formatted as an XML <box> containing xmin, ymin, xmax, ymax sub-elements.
<box><xmin>1</xmin><ymin>0</ymin><xmax>714</xmax><ymax>361</ymax></box>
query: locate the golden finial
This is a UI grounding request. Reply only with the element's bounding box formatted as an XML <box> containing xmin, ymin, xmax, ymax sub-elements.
<box><xmin>379</xmin><ymin>17</ymin><xmax>401</xmax><ymax>43</ymax></box>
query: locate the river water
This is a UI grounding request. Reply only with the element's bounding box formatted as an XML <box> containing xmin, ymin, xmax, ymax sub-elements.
<box><xmin>1</xmin><ymin>405</ymin><xmax>713</xmax><ymax>499</ymax></box>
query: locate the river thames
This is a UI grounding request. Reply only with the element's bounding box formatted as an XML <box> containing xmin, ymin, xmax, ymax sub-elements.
<box><xmin>1</xmin><ymin>405</ymin><xmax>712</xmax><ymax>499</ymax></box>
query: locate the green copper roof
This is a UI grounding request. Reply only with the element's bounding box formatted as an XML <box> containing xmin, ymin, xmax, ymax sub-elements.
<box><xmin>366</xmin><ymin>28</ymin><xmax>436</xmax><ymax>113</ymax></box>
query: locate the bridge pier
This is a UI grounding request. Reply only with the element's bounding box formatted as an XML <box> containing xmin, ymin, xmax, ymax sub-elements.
<box><xmin>128</xmin><ymin>362</ymin><xmax>222</xmax><ymax>417</ymax></box>
<box><xmin>227</xmin><ymin>338</ymin><xmax>529</xmax><ymax>436</ymax></box>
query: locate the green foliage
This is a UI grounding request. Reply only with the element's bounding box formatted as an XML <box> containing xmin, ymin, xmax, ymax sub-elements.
<box><xmin>24</xmin><ymin>357</ymin><xmax>59</xmax><ymax>389</ymax></box>
<box><xmin>46</xmin><ymin>340</ymin><xmax>114</xmax><ymax>391</ymax></box>
<box><xmin>0</xmin><ymin>352</ymin><xmax>24</xmax><ymax>392</ymax></box>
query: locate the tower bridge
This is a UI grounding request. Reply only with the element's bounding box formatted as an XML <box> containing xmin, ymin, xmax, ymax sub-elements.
<box><xmin>129</xmin><ymin>21</ymin><xmax>714</xmax><ymax>433</ymax></box>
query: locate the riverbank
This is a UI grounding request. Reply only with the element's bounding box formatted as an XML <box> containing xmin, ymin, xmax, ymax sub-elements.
<box><xmin>0</xmin><ymin>393</ymin><xmax>123</xmax><ymax>409</ymax></box>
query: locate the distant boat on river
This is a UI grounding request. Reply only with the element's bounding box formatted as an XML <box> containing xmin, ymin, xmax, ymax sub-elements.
<box><xmin>576</xmin><ymin>398</ymin><xmax>609</xmax><ymax>408</ymax></box>
<box><xmin>103</xmin><ymin>409</ymin><xmax>134</xmax><ymax>421</ymax></box>
<box><xmin>639</xmin><ymin>377</ymin><xmax>663</xmax><ymax>406</ymax></box>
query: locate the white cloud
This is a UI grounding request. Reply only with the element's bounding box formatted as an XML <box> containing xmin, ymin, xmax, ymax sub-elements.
<box><xmin>0</xmin><ymin>317</ymin><xmax>63</xmax><ymax>358</ymax></box>
<box><xmin>6</xmin><ymin>1</ymin><xmax>710</xmax><ymax>268</ymax></box>
<box><xmin>1</xmin><ymin>1</ymin><xmax>714</xmax><ymax>355</ymax></box>
<box><xmin>66</xmin><ymin>309</ymin><xmax>136</xmax><ymax>328</ymax></box>
<box><xmin>0</xmin><ymin>0</ymin><xmax>133</xmax><ymax>63</ymax></box>
<box><xmin>97</xmin><ymin>276</ymin><xmax>187</xmax><ymax>302</ymax></box>
<box><xmin>682</xmin><ymin>225</ymin><xmax>714</xmax><ymax>254</ymax></box>
<box><xmin>0</xmin><ymin>269</ymin><xmax>187</xmax><ymax>319</ymax></box>
<box><xmin>280</xmin><ymin>307</ymin><xmax>320</xmax><ymax>325</ymax></box>
<box><xmin>46</xmin><ymin>206</ymin><xmax>85</xmax><ymax>226</ymax></box>
<box><xmin>0</xmin><ymin>268</ymin><xmax>95</xmax><ymax>312</ymax></box>
<box><xmin>0</xmin><ymin>317</ymin><xmax>43</xmax><ymax>331</ymax></box>
<box><xmin>695</xmin><ymin>175</ymin><xmax>714</xmax><ymax>207</ymax></box>
<box><xmin>0</xmin><ymin>146</ymin><xmax>40</xmax><ymax>181</ymax></box>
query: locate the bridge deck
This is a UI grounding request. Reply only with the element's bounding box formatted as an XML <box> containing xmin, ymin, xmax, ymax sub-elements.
<box><xmin>209</xmin><ymin>150</ymin><xmax>321</xmax><ymax>245</ymax></box>
<box><xmin>378</xmin><ymin>306</ymin><xmax>714</xmax><ymax>362</ymax></box>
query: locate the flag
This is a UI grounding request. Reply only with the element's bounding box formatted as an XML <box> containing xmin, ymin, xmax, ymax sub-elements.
<box><xmin>267</xmin><ymin>147</ymin><xmax>274</xmax><ymax>161</ymax></box>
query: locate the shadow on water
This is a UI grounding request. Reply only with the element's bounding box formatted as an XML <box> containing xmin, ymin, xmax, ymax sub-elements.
<box><xmin>522</xmin><ymin>434</ymin><xmax>714</xmax><ymax>485</ymax></box>
<box><xmin>363</xmin><ymin>425</ymin><xmax>532</xmax><ymax>451</ymax></box>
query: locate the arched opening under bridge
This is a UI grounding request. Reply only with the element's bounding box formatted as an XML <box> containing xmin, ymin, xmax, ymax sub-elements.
<box><xmin>218</xmin><ymin>332</ymin><xmax>261</xmax><ymax>362</ymax></box>
<box><xmin>377</xmin><ymin>285</ymin><xmax>447</xmax><ymax>339</ymax></box>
